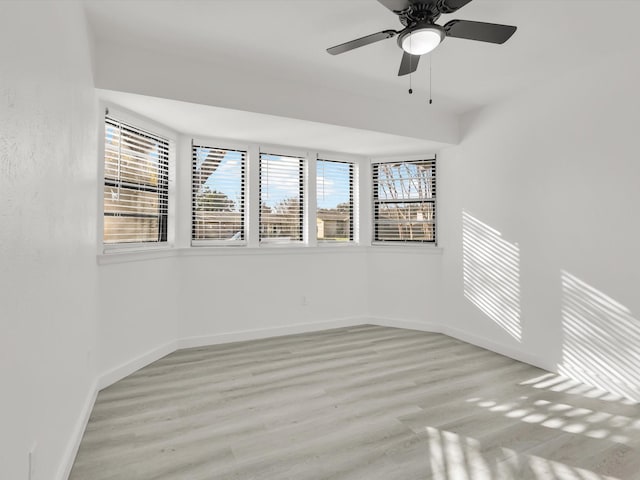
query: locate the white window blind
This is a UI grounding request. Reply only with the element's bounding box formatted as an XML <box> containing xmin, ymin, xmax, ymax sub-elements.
<box><xmin>259</xmin><ymin>152</ymin><xmax>304</xmax><ymax>242</ymax></box>
<box><xmin>372</xmin><ymin>158</ymin><xmax>436</xmax><ymax>243</ymax></box>
<box><xmin>316</xmin><ymin>159</ymin><xmax>354</xmax><ymax>242</ymax></box>
<box><xmin>192</xmin><ymin>144</ymin><xmax>246</xmax><ymax>244</ymax></box>
<box><xmin>103</xmin><ymin>115</ymin><xmax>169</xmax><ymax>245</ymax></box>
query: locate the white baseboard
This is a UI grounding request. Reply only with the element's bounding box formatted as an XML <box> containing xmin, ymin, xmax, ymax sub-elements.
<box><xmin>440</xmin><ymin>323</ymin><xmax>553</xmax><ymax>373</ymax></box>
<box><xmin>84</xmin><ymin>317</ymin><xmax>567</xmax><ymax>398</ymax></box>
<box><xmin>97</xmin><ymin>340</ymin><xmax>178</xmax><ymax>390</ymax></box>
<box><xmin>368</xmin><ymin>317</ymin><xmax>555</xmax><ymax>375</ymax></box>
<box><xmin>368</xmin><ymin>316</ymin><xmax>442</xmax><ymax>334</ymax></box>
<box><xmin>56</xmin><ymin>380</ymin><xmax>98</xmax><ymax>480</ymax></box>
<box><xmin>177</xmin><ymin>317</ymin><xmax>367</xmax><ymax>349</ymax></box>
<box><xmin>367</xmin><ymin>317</ymin><xmax>554</xmax><ymax>374</ymax></box>
<box><xmin>98</xmin><ymin>317</ymin><xmax>368</xmax><ymax>390</ymax></box>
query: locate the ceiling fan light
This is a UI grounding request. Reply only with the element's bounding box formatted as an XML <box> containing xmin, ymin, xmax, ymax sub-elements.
<box><xmin>401</xmin><ymin>27</ymin><xmax>444</xmax><ymax>55</ymax></box>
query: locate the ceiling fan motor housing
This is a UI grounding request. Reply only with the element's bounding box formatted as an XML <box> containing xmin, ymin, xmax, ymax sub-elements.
<box><xmin>399</xmin><ymin>1</ymin><xmax>442</xmax><ymax>26</ymax></box>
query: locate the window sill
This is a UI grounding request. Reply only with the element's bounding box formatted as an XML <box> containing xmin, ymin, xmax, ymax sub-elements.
<box><xmin>97</xmin><ymin>244</ymin><xmax>443</xmax><ymax>265</ymax></box>
<box><xmin>370</xmin><ymin>244</ymin><xmax>443</xmax><ymax>255</ymax></box>
<box><xmin>180</xmin><ymin>245</ymin><xmax>369</xmax><ymax>257</ymax></box>
<box><xmin>97</xmin><ymin>246</ymin><xmax>177</xmax><ymax>265</ymax></box>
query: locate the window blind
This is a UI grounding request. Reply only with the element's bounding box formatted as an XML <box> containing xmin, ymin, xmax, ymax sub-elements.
<box><xmin>372</xmin><ymin>158</ymin><xmax>436</xmax><ymax>243</ymax></box>
<box><xmin>259</xmin><ymin>153</ymin><xmax>304</xmax><ymax>242</ymax></box>
<box><xmin>192</xmin><ymin>144</ymin><xmax>246</xmax><ymax>243</ymax></box>
<box><xmin>316</xmin><ymin>159</ymin><xmax>354</xmax><ymax>242</ymax></box>
<box><xmin>103</xmin><ymin>115</ymin><xmax>169</xmax><ymax>245</ymax></box>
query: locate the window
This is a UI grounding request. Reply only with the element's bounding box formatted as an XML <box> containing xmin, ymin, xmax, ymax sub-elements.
<box><xmin>372</xmin><ymin>158</ymin><xmax>436</xmax><ymax>243</ymax></box>
<box><xmin>316</xmin><ymin>159</ymin><xmax>354</xmax><ymax>242</ymax></box>
<box><xmin>103</xmin><ymin>115</ymin><xmax>169</xmax><ymax>245</ymax></box>
<box><xmin>192</xmin><ymin>144</ymin><xmax>246</xmax><ymax>244</ymax></box>
<box><xmin>259</xmin><ymin>152</ymin><xmax>304</xmax><ymax>242</ymax></box>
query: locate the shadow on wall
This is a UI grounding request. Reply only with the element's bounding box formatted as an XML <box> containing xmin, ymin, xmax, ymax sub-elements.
<box><xmin>559</xmin><ymin>271</ymin><xmax>640</xmax><ymax>401</ymax></box>
<box><xmin>462</xmin><ymin>211</ymin><xmax>522</xmax><ymax>341</ymax></box>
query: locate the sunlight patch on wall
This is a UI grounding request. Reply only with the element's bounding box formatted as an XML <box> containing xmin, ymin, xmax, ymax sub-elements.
<box><xmin>462</xmin><ymin>211</ymin><xmax>521</xmax><ymax>341</ymax></box>
<box><xmin>559</xmin><ymin>271</ymin><xmax>640</xmax><ymax>402</ymax></box>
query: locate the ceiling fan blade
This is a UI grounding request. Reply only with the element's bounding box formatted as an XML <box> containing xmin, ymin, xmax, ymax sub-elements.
<box><xmin>444</xmin><ymin>20</ymin><xmax>517</xmax><ymax>44</ymax></box>
<box><xmin>398</xmin><ymin>51</ymin><xmax>420</xmax><ymax>76</ymax></box>
<box><xmin>377</xmin><ymin>0</ymin><xmax>411</xmax><ymax>14</ymax></box>
<box><xmin>438</xmin><ymin>0</ymin><xmax>474</xmax><ymax>14</ymax></box>
<box><xmin>327</xmin><ymin>30</ymin><xmax>398</xmax><ymax>55</ymax></box>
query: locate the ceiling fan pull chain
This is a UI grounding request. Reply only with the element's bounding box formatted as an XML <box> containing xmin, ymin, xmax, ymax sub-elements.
<box><xmin>429</xmin><ymin>53</ymin><xmax>433</xmax><ymax>104</ymax></box>
<box><xmin>408</xmin><ymin>34</ymin><xmax>413</xmax><ymax>94</ymax></box>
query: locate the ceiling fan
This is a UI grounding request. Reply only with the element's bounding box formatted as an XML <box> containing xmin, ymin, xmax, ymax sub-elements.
<box><xmin>327</xmin><ymin>0</ymin><xmax>517</xmax><ymax>76</ymax></box>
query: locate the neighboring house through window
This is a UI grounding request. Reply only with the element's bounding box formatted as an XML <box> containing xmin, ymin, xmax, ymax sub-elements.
<box><xmin>316</xmin><ymin>159</ymin><xmax>354</xmax><ymax>242</ymax></box>
<box><xmin>259</xmin><ymin>152</ymin><xmax>305</xmax><ymax>243</ymax></box>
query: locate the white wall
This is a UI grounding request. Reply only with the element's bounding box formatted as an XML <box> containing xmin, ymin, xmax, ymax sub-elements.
<box><xmin>96</xmin><ymin>257</ymin><xmax>180</xmax><ymax>384</ymax></box>
<box><xmin>178</xmin><ymin>250</ymin><xmax>369</xmax><ymax>341</ymax></box>
<box><xmin>98</xmin><ymin>248</ymin><xmax>439</xmax><ymax>359</ymax></box>
<box><xmin>0</xmin><ymin>2</ymin><xmax>98</xmax><ymax>479</ymax></box>
<box><xmin>368</xmin><ymin>250</ymin><xmax>442</xmax><ymax>329</ymax></box>
<box><xmin>439</xmin><ymin>48</ymin><xmax>640</xmax><ymax>400</ymax></box>
<box><xmin>176</xmin><ymin>247</ymin><xmax>444</xmax><ymax>345</ymax></box>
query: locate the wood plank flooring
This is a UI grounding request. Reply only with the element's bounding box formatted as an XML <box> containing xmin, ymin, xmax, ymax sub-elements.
<box><xmin>69</xmin><ymin>325</ymin><xmax>640</xmax><ymax>479</ymax></box>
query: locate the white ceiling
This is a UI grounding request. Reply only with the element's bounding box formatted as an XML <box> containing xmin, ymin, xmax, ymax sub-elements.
<box><xmin>85</xmin><ymin>0</ymin><xmax>640</xmax><ymax>152</ymax></box>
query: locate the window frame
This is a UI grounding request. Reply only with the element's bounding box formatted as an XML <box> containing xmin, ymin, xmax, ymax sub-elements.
<box><xmin>98</xmin><ymin>104</ymin><xmax>177</xmax><ymax>254</ymax></box>
<box><xmin>97</xmin><ymin>104</ymin><xmax>439</xmax><ymax>260</ymax></box>
<box><xmin>190</xmin><ymin>140</ymin><xmax>248</xmax><ymax>247</ymax></box>
<box><xmin>258</xmin><ymin>148</ymin><xmax>307</xmax><ymax>245</ymax></box>
<box><xmin>371</xmin><ymin>156</ymin><xmax>437</xmax><ymax>246</ymax></box>
<box><xmin>316</xmin><ymin>158</ymin><xmax>356</xmax><ymax>244</ymax></box>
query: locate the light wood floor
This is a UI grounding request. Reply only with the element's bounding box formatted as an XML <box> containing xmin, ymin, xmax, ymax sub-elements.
<box><xmin>69</xmin><ymin>325</ymin><xmax>640</xmax><ymax>480</ymax></box>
